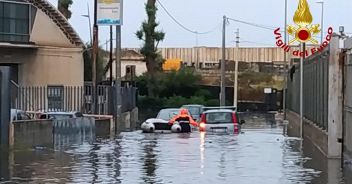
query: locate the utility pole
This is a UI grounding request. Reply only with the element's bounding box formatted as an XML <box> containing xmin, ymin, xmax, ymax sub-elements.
<box><xmin>234</xmin><ymin>29</ymin><xmax>239</xmax><ymax>108</ymax></box>
<box><xmin>115</xmin><ymin>25</ymin><xmax>122</xmax><ymax>129</ymax></box>
<box><xmin>92</xmin><ymin>0</ymin><xmax>98</xmax><ymax>114</ymax></box>
<box><xmin>300</xmin><ymin>43</ymin><xmax>305</xmax><ymax>139</ymax></box>
<box><xmin>317</xmin><ymin>1</ymin><xmax>324</xmax><ymax>44</ymax></box>
<box><xmin>283</xmin><ymin>0</ymin><xmax>288</xmax><ymax>120</ymax></box>
<box><xmin>109</xmin><ymin>26</ymin><xmax>113</xmax><ymax>85</ymax></box>
<box><xmin>220</xmin><ymin>15</ymin><xmax>226</xmax><ymax>106</ymax></box>
<box><xmin>195</xmin><ymin>31</ymin><xmax>199</xmax><ymax>70</ymax></box>
<box><xmin>235</xmin><ymin>29</ymin><xmax>240</xmax><ymax>48</ymax></box>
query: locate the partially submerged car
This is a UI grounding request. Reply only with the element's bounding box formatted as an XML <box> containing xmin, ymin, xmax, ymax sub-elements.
<box><xmin>11</xmin><ymin>109</ymin><xmax>32</xmax><ymax>121</ymax></box>
<box><xmin>181</xmin><ymin>104</ymin><xmax>204</xmax><ymax>122</ymax></box>
<box><xmin>199</xmin><ymin>107</ymin><xmax>245</xmax><ymax>134</ymax></box>
<box><xmin>141</xmin><ymin>108</ymin><xmax>179</xmax><ymax>133</ymax></box>
<box><xmin>39</xmin><ymin>111</ymin><xmax>83</xmax><ymax>120</ymax></box>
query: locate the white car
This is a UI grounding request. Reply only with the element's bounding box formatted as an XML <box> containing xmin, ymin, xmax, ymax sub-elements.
<box><xmin>11</xmin><ymin>109</ymin><xmax>32</xmax><ymax>121</ymax></box>
<box><xmin>141</xmin><ymin>108</ymin><xmax>180</xmax><ymax>133</ymax></box>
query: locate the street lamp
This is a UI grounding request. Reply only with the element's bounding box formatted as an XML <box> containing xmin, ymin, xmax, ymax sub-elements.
<box><xmin>316</xmin><ymin>1</ymin><xmax>324</xmax><ymax>44</ymax></box>
<box><xmin>81</xmin><ymin>3</ymin><xmax>93</xmax><ymax>45</ymax></box>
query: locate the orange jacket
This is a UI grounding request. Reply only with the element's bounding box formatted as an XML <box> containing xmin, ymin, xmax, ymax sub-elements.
<box><xmin>169</xmin><ymin>109</ymin><xmax>198</xmax><ymax>127</ymax></box>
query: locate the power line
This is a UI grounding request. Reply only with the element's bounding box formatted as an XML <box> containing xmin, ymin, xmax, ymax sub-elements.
<box><xmin>156</xmin><ymin>0</ymin><xmax>219</xmax><ymax>35</ymax></box>
<box><xmin>227</xmin><ymin>17</ymin><xmax>277</xmax><ymax>31</ymax></box>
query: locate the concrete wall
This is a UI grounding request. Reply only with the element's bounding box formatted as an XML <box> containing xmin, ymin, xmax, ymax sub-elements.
<box><xmin>95</xmin><ymin>118</ymin><xmax>114</xmax><ymax>138</ymax></box>
<box><xmin>129</xmin><ymin>47</ymin><xmax>302</xmax><ymax>64</ymax></box>
<box><xmin>119</xmin><ymin>107</ymin><xmax>139</xmax><ymax>131</ymax></box>
<box><xmin>11</xmin><ymin>120</ymin><xmax>53</xmax><ymax>149</ymax></box>
<box><xmin>327</xmin><ymin>37</ymin><xmax>343</xmax><ymax>158</ymax></box>
<box><xmin>287</xmin><ymin>111</ymin><xmax>328</xmax><ymax>156</ymax></box>
<box><xmin>18</xmin><ymin>47</ymin><xmax>84</xmax><ymax>86</ymax></box>
<box><xmin>344</xmin><ymin>52</ymin><xmax>352</xmax><ymax>162</ymax></box>
<box><xmin>0</xmin><ymin>47</ymin><xmax>84</xmax><ymax>86</ymax></box>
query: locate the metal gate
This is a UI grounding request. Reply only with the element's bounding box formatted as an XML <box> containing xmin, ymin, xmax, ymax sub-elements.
<box><xmin>344</xmin><ymin>53</ymin><xmax>352</xmax><ymax>159</ymax></box>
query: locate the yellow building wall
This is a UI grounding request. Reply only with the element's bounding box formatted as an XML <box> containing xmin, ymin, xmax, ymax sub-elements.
<box><xmin>162</xmin><ymin>59</ymin><xmax>182</xmax><ymax>71</ymax></box>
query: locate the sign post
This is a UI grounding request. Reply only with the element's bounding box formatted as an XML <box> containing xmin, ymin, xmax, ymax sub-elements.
<box><xmin>97</xmin><ymin>0</ymin><xmax>123</xmax><ymax>130</ymax></box>
<box><xmin>97</xmin><ymin>0</ymin><xmax>123</xmax><ymax>26</ymax></box>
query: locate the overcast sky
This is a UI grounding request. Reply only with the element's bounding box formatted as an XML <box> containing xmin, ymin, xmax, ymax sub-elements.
<box><xmin>47</xmin><ymin>0</ymin><xmax>352</xmax><ymax>48</ymax></box>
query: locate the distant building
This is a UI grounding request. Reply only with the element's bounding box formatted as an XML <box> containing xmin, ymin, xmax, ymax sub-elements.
<box><xmin>106</xmin><ymin>49</ymin><xmax>146</xmax><ymax>80</ymax></box>
<box><xmin>0</xmin><ymin>0</ymin><xmax>84</xmax><ymax>87</ymax></box>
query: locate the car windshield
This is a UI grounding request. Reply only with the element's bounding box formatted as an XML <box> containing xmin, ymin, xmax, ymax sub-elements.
<box><xmin>157</xmin><ymin>109</ymin><xmax>179</xmax><ymax>121</ymax></box>
<box><xmin>185</xmin><ymin>107</ymin><xmax>200</xmax><ymax>116</ymax></box>
<box><xmin>205</xmin><ymin>112</ymin><xmax>233</xmax><ymax>124</ymax></box>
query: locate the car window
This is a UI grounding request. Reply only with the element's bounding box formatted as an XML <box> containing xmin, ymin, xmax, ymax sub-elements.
<box><xmin>157</xmin><ymin>110</ymin><xmax>178</xmax><ymax>121</ymax></box>
<box><xmin>40</xmin><ymin>114</ymin><xmax>48</xmax><ymax>119</ymax></box>
<box><xmin>205</xmin><ymin>112</ymin><xmax>233</xmax><ymax>124</ymax></box>
<box><xmin>20</xmin><ymin>112</ymin><xmax>31</xmax><ymax>120</ymax></box>
<box><xmin>49</xmin><ymin>114</ymin><xmax>73</xmax><ymax>120</ymax></box>
<box><xmin>185</xmin><ymin>107</ymin><xmax>200</xmax><ymax>116</ymax></box>
<box><xmin>75</xmin><ymin>112</ymin><xmax>83</xmax><ymax>117</ymax></box>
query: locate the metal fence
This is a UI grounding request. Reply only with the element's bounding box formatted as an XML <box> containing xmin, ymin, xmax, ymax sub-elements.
<box><xmin>344</xmin><ymin>53</ymin><xmax>352</xmax><ymax>156</ymax></box>
<box><xmin>287</xmin><ymin>49</ymin><xmax>329</xmax><ymax>131</ymax></box>
<box><xmin>11</xmin><ymin>84</ymin><xmax>137</xmax><ymax>115</ymax></box>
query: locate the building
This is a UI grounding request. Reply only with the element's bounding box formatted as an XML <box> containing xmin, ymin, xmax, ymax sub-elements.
<box><xmin>0</xmin><ymin>0</ymin><xmax>84</xmax><ymax>87</ymax></box>
<box><xmin>107</xmin><ymin>49</ymin><xmax>146</xmax><ymax>80</ymax></box>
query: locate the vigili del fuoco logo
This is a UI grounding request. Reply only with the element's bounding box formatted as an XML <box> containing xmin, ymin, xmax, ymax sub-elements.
<box><xmin>274</xmin><ymin>0</ymin><xmax>333</xmax><ymax>57</ymax></box>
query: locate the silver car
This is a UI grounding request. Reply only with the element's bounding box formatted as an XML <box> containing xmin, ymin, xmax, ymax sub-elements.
<box><xmin>199</xmin><ymin>109</ymin><xmax>245</xmax><ymax>134</ymax></box>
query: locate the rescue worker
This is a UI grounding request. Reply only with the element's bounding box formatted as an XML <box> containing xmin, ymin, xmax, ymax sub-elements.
<box><xmin>169</xmin><ymin>108</ymin><xmax>198</xmax><ymax>127</ymax></box>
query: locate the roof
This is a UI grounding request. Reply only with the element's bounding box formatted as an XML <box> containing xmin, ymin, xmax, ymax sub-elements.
<box><xmin>122</xmin><ymin>49</ymin><xmax>144</xmax><ymax>58</ymax></box>
<box><xmin>159</xmin><ymin>108</ymin><xmax>180</xmax><ymax>112</ymax></box>
<box><xmin>181</xmin><ymin>105</ymin><xmax>204</xmax><ymax>107</ymax></box>
<box><xmin>25</xmin><ymin>0</ymin><xmax>83</xmax><ymax>47</ymax></box>
<box><xmin>203</xmin><ymin>109</ymin><xmax>234</xmax><ymax>113</ymax></box>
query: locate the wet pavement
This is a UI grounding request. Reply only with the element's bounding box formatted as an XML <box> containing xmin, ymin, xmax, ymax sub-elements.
<box><xmin>1</xmin><ymin>113</ymin><xmax>352</xmax><ymax>184</ymax></box>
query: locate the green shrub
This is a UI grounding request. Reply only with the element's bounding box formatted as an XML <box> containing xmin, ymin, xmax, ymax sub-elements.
<box><xmin>194</xmin><ymin>89</ymin><xmax>212</xmax><ymax>99</ymax></box>
<box><xmin>205</xmin><ymin>99</ymin><xmax>220</xmax><ymax>106</ymax></box>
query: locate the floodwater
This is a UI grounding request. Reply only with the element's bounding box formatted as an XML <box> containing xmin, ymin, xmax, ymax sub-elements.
<box><xmin>1</xmin><ymin>113</ymin><xmax>352</xmax><ymax>184</ymax></box>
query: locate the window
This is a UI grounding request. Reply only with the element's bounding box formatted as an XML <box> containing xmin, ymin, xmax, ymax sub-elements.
<box><xmin>0</xmin><ymin>1</ymin><xmax>35</xmax><ymax>42</ymax></box>
<box><xmin>205</xmin><ymin>112</ymin><xmax>233</xmax><ymax>124</ymax></box>
<box><xmin>48</xmin><ymin>86</ymin><xmax>64</xmax><ymax>111</ymax></box>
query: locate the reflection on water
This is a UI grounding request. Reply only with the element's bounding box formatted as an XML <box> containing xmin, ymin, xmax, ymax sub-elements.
<box><xmin>1</xmin><ymin>113</ymin><xmax>352</xmax><ymax>184</ymax></box>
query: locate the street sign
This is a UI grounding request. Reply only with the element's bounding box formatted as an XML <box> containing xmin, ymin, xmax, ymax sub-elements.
<box><xmin>97</xmin><ymin>0</ymin><xmax>123</xmax><ymax>26</ymax></box>
<box><xmin>264</xmin><ymin>88</ymin><xmax>272</xmax><ymax>94</ymax></box>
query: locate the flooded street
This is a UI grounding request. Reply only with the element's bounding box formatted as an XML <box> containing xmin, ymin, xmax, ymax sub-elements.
<box><xmin>1</xmin><ymin>113</ymin><xmax>352</xmax><ymax>184</ymax></box>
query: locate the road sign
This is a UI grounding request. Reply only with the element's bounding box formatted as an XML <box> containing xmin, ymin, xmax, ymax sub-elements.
<box><xmin>97</xmin><ymin>0</ymin><xmax>123</xmax><ymax>26</ymax></box>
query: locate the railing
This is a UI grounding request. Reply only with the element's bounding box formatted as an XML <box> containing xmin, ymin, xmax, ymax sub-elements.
<box><xmin>11</xmin><ymin>84</ymin><xmax>137</xmax><ymax>115</ymax></box>
<box><xmin>287</xmin><ymin>49</ymin><xmax>329</xmax><ymax>131</ymax></box>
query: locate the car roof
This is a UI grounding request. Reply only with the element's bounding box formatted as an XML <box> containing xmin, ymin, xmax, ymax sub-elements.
<box><xmin>160</xmin><ymin>108</ymin><xmax>179</xmax><ymax>111</ymax></box>
<box><xmin>182</xmin><ymin>105</ymin><xmax>204</xmax><ymax>107</ymax></box>
<box><xmin>203</xmin><ymin>109</ymin><xmax>234</xmax><ymax>113</ymax></box>
<box><xmin>42</xmin><ymin>112</ymin><xmax>78</xmax><ymax>115</ymax></box>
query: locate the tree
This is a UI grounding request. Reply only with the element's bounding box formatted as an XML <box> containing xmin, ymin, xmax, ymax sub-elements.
<box><xmin>58</xmin><ymin>0</ymin><xmax>73</xmax><ymax>19</ymax></box>
<box><xmin>83</xmin><ymin>43</ymin><xmax>105</xmax><ymax>82</ymax></box>
<box><xmin>136</xmin><ymin>0</ymin><xmax>165</xmax><ymax>97</ymax></box>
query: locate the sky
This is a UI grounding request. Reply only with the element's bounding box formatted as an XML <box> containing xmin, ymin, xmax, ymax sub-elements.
<box><xmin>47</xmin><ymin>0</ymin><xmax>352</xmax><ymax>49</ymax></box>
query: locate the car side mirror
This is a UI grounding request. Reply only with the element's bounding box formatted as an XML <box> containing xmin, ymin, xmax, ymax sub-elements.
<box><xmin>240</xmin><ymin>120</ymin><xmax>245</xmax><ymax>125</ymax></box>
